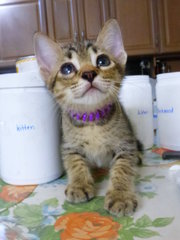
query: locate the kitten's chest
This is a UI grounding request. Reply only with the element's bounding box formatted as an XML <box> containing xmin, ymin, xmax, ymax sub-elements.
<box><xmin>76</xmin><ymin>125</ymin><xmax>114</xmax><ymax>168</ymax></box>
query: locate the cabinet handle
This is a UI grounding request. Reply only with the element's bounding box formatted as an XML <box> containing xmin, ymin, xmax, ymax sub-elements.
<box><xmin>74</xmin><ymin>32</ymin><xmax>78</xmax><ymax>43</ymax></box>
<box><xmin>81</xmin><ymin>31</ymin><xmax>85</xmax><ymax>42</ymax></box>
<box><xmin>155</xmin><ymin>37</ymin><xmax>159</xmax><ymax>47</ymax></box>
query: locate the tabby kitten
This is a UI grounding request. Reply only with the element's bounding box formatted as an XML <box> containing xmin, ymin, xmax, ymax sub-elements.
<box><xmin>34</xmin><ymin>19</ymin><xmax>141</xmax><ymax>216</ymax></box>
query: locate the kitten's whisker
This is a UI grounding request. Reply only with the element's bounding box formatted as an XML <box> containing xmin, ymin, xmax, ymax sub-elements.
<box><xmin>52</xmin><ymin>102</ymin><xmax>61</xmax><ymax>115</ymax></box>
<box><xmin>109</xmin><ymin>86</ymin><xmax>120</xmax><ymax>97</ymax></box>
<box><xmin>47</xmin><ymin>100</ymin><xmax>62</xmax><ymax>129</ymax></box>
<box><xmin>71</xmin><ymin>84</ymin><xmax>86</xmax><ymax>93</ymax></box>
<box><xmin>108</xmin><ymin>87</ymin><xmax>122</xmax><ymax>113</ymax></box>
<box><xmin>53</xmin><ymin>91</ymin><xmax>64</xmax><ymax>99</ymax></box>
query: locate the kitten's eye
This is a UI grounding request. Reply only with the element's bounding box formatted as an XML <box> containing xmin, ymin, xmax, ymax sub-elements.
<box><xmin>60</xmin><ymin>63</ymin><xmax>76</xmax><ymax>75</ymax></box>
<box><xmin>96</xmin><ymin>54</ymin><xmax>111</xmax><ymax>67</ymax></box>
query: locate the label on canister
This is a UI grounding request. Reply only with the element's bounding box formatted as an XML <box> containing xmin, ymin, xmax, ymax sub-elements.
<box><xmin>16</xmin><ymin>56</ymin><xmax>38</xmax><ymax>73</ymax></box>
<box><xmin>120</xmin><ymin>75</ymin><xmax>154</xmax><ymax>149</ymax></box>
<box><xmin>156</xmin><ymin>72</ymin><xmax>180</xmax><ymax>150</ymax></box>
<box><xmin>0</xmin><ymin>72</ymin><xmax>62</xmax><ymax>185</ymax></box>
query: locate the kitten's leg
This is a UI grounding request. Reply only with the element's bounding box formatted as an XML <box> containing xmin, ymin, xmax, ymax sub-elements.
<box><xmin>104</xmin><ymin>158</ymin><xmax>137</xmax><ymax>216</ymax></box>
<box><xmin>64</xmin><ymin>154</ymin><xmax>95</xmax><ymax>203</ymax></box>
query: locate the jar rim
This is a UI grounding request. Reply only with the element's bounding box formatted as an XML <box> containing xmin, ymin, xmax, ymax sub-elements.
<box><xmin>0</xmin><ymin>71</ymin><xmax>45</xmax><ymax>89</ymax></box>
<box><xmin>123</xmin><ymin>75</ymin><xmax>149</xmax><ymax>83</ymax></box>
<box><xmin>157</xmin><ymin>71</ymin><xmax>180</xmax><ymax>80</ymax></box>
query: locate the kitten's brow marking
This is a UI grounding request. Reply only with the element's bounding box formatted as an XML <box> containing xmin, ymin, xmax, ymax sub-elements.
<box><xmin>69</xmin><ymin>47</ymin><xmax>78</xmax><ymax>53</ymax></box>
<box><xmin>92</xmin><ymin>46</ymin><xmax>98</xmax><ymax>54</ymax></box>
<box><xmin>86</xmin><ymin>43</ymin><xmax>98</xmax><ymax>54</ymax></box>
<box><xmin>86</xmin><ymin>43</ymin><xmax>93</xmax><ymax>49</ymax></box>
<box><xmin>66</xmin><ymin>51</ymin><xmax>72</xmax><ymax>59</ymax></box>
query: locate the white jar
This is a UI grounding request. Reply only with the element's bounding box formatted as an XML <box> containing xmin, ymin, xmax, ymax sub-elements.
<box><xmin>156</xmin><ymin>72</ymin><xmax>180</xmax><ymax>150</ymax></box>
<box><xmin>119</xmin><ymin>75</ymin><xmax>154</xmax><ymax>149</ymax></box>
<box><xmin>0</xmin><ymin>71</ymin><xmax>63</xmax><ymax>185</ymax></box>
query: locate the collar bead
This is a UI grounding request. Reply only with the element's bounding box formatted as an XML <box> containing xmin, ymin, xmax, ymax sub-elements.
<box><xmin>68</xmin><ymin>103</ymin><xmax>114</xmax><ymax>122</ymax></box>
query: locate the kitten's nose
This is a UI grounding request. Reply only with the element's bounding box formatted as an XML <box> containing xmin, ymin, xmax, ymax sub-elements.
<box><xmin>81</xmin><ymin>71</ymin><xmax>97</xmax><ymax>83</ymax></box>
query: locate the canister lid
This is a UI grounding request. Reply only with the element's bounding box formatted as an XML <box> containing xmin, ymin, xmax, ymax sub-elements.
<box><xmin>157</xmin><ymin>71</ymin><xmax>180</xmax><ymax>80</ymax></box>
<box><xmin>0</xmin><ymin>71</ymin><xmax>46</xmax><ymax>89</ymax></box>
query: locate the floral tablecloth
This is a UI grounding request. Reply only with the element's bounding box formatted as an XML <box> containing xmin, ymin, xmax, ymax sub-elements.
<box><xmin>0</xmin><ymin>149</ymin><xmax>180</xmax><ymax>240</ymax></box>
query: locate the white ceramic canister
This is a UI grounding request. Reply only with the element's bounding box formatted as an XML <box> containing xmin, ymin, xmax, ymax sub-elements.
<box><xmin>119</xmin><ymin>75</ymin><xmax>154</xmax><ymax>149</ymax></box>
<box><xmin>16</xmin><ymin>56</ymin><xmax>38</xmax><ymax>73</ymax></box>
<box><xmin>0</xmin><ymin>71</ymin><xmax>63</xmax><ymax>185</ymax></box>
<box><xmin>156</xmin><ymin>72</ymin><xmax>180</xmax><ymax>150</ymax></box>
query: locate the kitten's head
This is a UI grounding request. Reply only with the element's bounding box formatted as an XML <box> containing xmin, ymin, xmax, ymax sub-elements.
<box><xmin>34</xmin><ymin>19</ymin><xmax>127</xmax><ymax>113</ymax></box>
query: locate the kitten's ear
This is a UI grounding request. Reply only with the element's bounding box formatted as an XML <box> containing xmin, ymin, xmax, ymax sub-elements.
<box><xmin>34</xmin><ymin>32</ymin><xmax>62</xmax><ymax>87</ymax></box>
<box><xmin>96</xmin><ymin>19</ymin><xmax>127</xmax><ymax>65</ymax></box>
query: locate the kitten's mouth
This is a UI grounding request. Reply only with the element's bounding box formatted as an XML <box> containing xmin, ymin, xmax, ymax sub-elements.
<box><xmin>83</xmin><ymin>84</ymin><xmax>104</xmax><ymax>96</ymax></box>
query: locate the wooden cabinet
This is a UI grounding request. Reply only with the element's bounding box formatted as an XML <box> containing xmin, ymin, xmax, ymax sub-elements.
<box><xmin>157</xmin><ymin>0</ymin><xmax>180</xmax><ymax>53</ymax></box>
<box><xmin>45</xmin><ymin>0</ymin><xmax>110</xmax><ymax>44</ymax></box>
<box><xmin>0</xmin><ymin>0</ymin><xmax>46</xmax><ymax>67</ymax></box>
<box><xmin>45</xmin><ymin>0</ymin><xmax>78</xmax><ymax>44</ymax></box>
<box><xmin>0</xmin><ymin>0</ymin><xmax>180</xmax><ymax>68</ymax></box>
<box><xmin>77</xmin><ymin>0</ymin><xmax>110</xmax><ymax>41</ymax></box>
<box><xmin>110</xmin><ymin>0</ymin><xmax>158</xmax><ymax>56</ymax></box>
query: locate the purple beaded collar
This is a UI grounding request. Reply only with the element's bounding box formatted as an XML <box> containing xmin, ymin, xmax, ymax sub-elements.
<box><xmin>68</xmin><ymin>103</ymin><xmax>115</xmax><ymax>122</ymax></box>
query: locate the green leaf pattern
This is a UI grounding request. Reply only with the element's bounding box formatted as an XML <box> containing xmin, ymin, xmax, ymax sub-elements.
<box><xmin>0</xmin><ymin>196</ymin><xmax>173</xmax><ymax>240</ymax></box>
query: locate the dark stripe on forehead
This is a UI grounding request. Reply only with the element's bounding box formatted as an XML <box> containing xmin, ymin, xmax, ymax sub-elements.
<box><xmin>86</xmin><ymin>43</ymin><xmax>93</xmax><ymax>49</ymax></box>
<box><xmin>66</xmin><ymin>51</ymin><xmax>72</xmax><ymax>59</ymax></box>
<box><xmin>69</xmin><ymin>47</ymin><xmax>78</xmax><ymax>52</ymax></box>
<box><xmin>86</xmin><ymin>43</ymin><xmax>98</xmax><ymax>54</ymax></box>
<box><xmin>65</xmin><ymin>46</ymin><xmax>78</xmax><ymax>59</ymax></box>
<box><xmin>92</xmin><ymin>46</ymin><xmax>97</xmax><ymax>54</ymax></box>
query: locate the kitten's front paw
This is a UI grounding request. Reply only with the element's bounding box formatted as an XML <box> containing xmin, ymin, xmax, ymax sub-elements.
<box><xmin>65</xmin><ymin>183</ymin><xmax>95</xmax><ymax>203</ymax></box>
<box><xmin>104</xmin><ymin>190</ymin><xmax>138</xmax><ymax>216</ymax></box>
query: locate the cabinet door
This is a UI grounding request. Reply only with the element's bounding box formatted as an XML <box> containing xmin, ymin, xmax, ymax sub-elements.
<box><xmin>158</xmin><ymin>0</ymin><xmax>180</xmax><ymax>53</ymax></box>
<box><xmin>77</xmin><ymin>0</ymin><xmax>110</xmax><ymax>41</ymax></box>
<box><xmin>110</xmin><ymin>0</ymin><xmax>158</xmax><ymax>56</ymax></box>
<box><xmin>45</xmin><ymin>0</ymin><xmax>78</xmax><ymax>44</ymax></box>
<box><xmin>0</xmin><ymin>0</ymin><xmax>46</xmax><ymax>67</ymax></box>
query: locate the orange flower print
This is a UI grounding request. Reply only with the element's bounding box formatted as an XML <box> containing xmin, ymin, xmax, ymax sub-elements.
<box><xmin>0</xmin><ymin>185</ymin><xmax>36</xmax><ymax>203</ymax></box>
<box><xmin>54</xmin><ymin>212</ymin><xmax>121</xmax><ymax>240</ymax></box>
<box><xmin>152</xmin><ymin>147</ymin><xmax>172</xmax><ymax>156</ymax></box>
